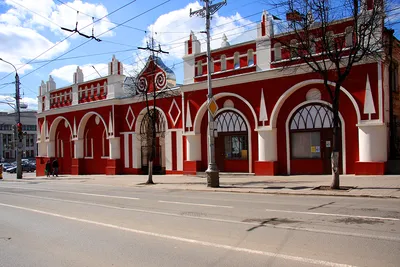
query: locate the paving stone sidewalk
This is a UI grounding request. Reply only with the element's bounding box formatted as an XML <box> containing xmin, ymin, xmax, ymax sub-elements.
<box><xmin>3</xmin><ymin>173</ymin><xmax>400</xmax><ymax>199</ymax></box>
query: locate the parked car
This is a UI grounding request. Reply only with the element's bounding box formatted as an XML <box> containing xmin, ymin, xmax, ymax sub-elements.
<box><xmin>6</xmin><ymin>163</ymin><xmax>36</xmax><ymax>173</ymax></box>
<box><xmin>1</xmin><ymin>163</ymin><xmax>13</xmax><ymax>172</ymax></box>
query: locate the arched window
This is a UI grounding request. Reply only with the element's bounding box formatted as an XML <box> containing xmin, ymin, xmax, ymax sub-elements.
<box><xmin>234</xmin><ymin>52</ymin><xmax>240</xmax><ymax>69</ymax></box>
<box><xmin>196</xmin><ymin>61</ymin><xmax>202</xmax><ymax>76</ymax></box>
<box><xmin>290</xmin><ymin>104</ymin><xmax>339</xmax><ymax>159</ymax></box>
<box><xmin>345</xmin><ymin>27</ymin><xmax>353</xmax><ymax>47</ymax></box>
<box><xmin>274</xmin><ymin>43</ymin><xmax>281</xmax><ymax>61</ymax></box>
<box><xmin>215</xmin><ymin>111</ymin><xmax>248</xmax><ymax>160</ymax></box>
<box><xmin>247</xmin><ymin>49</ymin><xmax>254</xmax><ymax>66</ymax></box>
<box><xmin>290</xmin><ymin>39</ymin><xmax>298</xmax><ymax>58</ymax></box>
<box><xmin>221</xmin><ymin>55</ymin><xmax>226</xmax><ymax>71</ymax></box>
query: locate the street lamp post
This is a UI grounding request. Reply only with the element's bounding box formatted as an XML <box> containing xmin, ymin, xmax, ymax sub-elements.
<box><xmin>0</xmin><ymin>58</ymin><xmax>23</xmax><ymax>179</ymax></box>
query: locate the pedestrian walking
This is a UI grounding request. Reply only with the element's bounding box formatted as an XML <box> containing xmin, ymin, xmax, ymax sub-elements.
<box><xmin>52</xmin><ymin>158</ymin><xmax>59</xmax><ymax>177</ymax></box>
<box><xmin>45</xmin><ymin>160</ymin><xmax>51</xmax><ymax>177</ymax></box>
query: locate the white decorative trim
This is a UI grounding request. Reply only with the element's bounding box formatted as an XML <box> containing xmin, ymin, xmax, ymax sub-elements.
<box><xmin>125</xmin><ymin>106</ymin><xmax>135</xmax><ymax>130</ymax></box>
<box><xmin>285</xmin><ymin>100</ymin><xmax>346</xmax><ymax>175</ymax></box>
<box><xmin>377</xmin><ymin>61</ymin><xmax>383</xmax><ymax>123</ymax></box>
<box><xmin>214</xmin><ymin>107</ymin><xmax>252</xmax><ymax>173</ymax></box>
<box><xmin>176</xmin><ymin>130</ymin><xmax>183</xmax><ymax>171</ymax></box>
<box><xmin>270</xmin><ymin>79</ymin><xmax>361</xmax><ymax>128</ymax></box>
<box><xmin>132</xmin><ymin>133</ymin><xmax>137</xmax><ymax>168</ymax></box>
<box><xmin>259</xmin><ymin>89</ymin><xmax>268</xmax><ymax>124</ymax></box>
<box><xmin>124</xmin><ymin>133</ymin><xmax>129</xmax><ymax>168</ymax></box>
<box><xmin>108</xmin><ymin>111</ymin><xmax>113</xmax><ymax>136</ymax></box>
<box><xmin>95</xmin><ymin>116</ymin><xmax>100</xmax><ymax>125</ymax></box>
<box><xmin>77</xmin><ymin>111</ymin><xmax>108</xmax><ymax>140</ymax></box>
<box><xmin>48</xmin><ymin>116</ymin><xmax>73</xmax><ymax>142</ymax></box>
<box><xmin>168</xmin><ymin>99</ymin><xmax>181</xmax><ymax>126</ymax></box>
<box><xmin>363</xmin><ymin>74</ymin><xmax>376</xmax><ymax>120</ymax></box>
<box><xmin>73</xmin><ymin>117</ymin><xmax>77</xmax><ymax>138</ymax></box>
<box><xmin>193</xmin><ymin>92</ymin><xmax>258</xmax><ymax>134</ymax></box>
<box><xmin>135</xmin><ymin>106</ymin><xmax>169</xmax><ymax>133</ymax></box>
<box><xmin>186</xmin><ymin>101</ymin><xmax>192</xmax><ymax>128</ymax></box>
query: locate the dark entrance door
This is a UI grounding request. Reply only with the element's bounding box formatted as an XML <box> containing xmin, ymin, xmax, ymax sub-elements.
<box><xmin>215</xmin><ymin>135</ymin><xmax>225</xmax><ymax>171</ymax></box>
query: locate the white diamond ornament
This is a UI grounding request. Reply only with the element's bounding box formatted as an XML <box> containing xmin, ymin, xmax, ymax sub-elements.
<box><xmin>169</xmin><ymin>99</ymin><xmax>181</xmax><ymax>126</ymax></box>
<box><xmin>125</xmin><ymin>106</ymin><xmax>135</xmax><ymax>130</ymax></box>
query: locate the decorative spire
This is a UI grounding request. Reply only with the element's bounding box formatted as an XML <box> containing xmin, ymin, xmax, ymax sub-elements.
<box><xmin>186</xmin><ymin>101</ymin><xmax>192</xmax><ymax>129</ymax></box>
<box><xmin>221</xmin><ymin>34</ymin><xmax>230</xmax><ymax>48</ymax></box>
<box><xmin>363</xmin><ymin>74</ymin><xmax>376</xmax><ymax>120</ymax></box>
<box><xmin>108</xmin><ymin>111</ymin><xmax>113</xmax><ymax>136</ymax></box>
<box><xmin>73</xmin><ymin>117</ymin><xmax>77</xmax><ymax>138</ymax></box>
<box><xmin>259</xmin><ymin>89</ymin><xmax>268</xmax><ymax>125</ymax></box>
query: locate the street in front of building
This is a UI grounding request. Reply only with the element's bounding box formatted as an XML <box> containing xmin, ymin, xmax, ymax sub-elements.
<box><xmin>0</xmin><ymin>175</ymin><xmax>399</xmax><ymax>267</ymax></box>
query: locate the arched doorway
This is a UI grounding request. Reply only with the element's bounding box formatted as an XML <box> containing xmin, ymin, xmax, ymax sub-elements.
<box><xmin>139</xmin><ymin>109</ymin><xmax>166</xmax><ymax>174</ymax></box>
<box><xmin>54</xmin><ymin>122</ymin><xmax>73</xmax><ymax>174</ymax></box>
<box><xmin>83</xmin><ymin>115</ymin><xmax>109</xmax><ymax>174</ymax></box>
<box><xmin>214</xmin><ymin>110</ymin><xmax>249</xmax><ymax>172</ymax></box>
<box><xmin>289</xmin><ymin>104</ymin><xmax>342</xmax><ymax>174</ymax></box>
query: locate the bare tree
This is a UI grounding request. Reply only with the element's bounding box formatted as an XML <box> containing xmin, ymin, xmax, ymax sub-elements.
<box><xmin>124</xmin><ymin>39</ymin><xmax>177</xmax><ymax>184</ymax></box>
<box><xmin>272</xmin><ymin>0</ymin><xmax>385</xmax><ymax>189</ymax></box>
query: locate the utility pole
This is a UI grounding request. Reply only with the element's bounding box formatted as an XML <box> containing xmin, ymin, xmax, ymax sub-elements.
<box><xmin>190</xmin><ymin>0</ymin><xmax>226</xmax><ymax>188</ymax></box>
<box><xmin>0</xmin><ymin>58</ymin><xmax>23</xmax><ymax>179</ymax></box>
<box><xmin>138</xmin><ymin>37</ymin><xmax>169</xmax><ymax>184</ymax></box>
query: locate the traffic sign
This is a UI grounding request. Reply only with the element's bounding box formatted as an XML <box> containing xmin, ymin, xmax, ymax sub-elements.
<box><xmin>207</xmin><ymin>97</ymin><xmax>218</xmax><ymax>117</ymax></box>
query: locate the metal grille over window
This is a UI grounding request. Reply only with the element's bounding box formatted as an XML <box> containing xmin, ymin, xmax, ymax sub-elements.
<box><xmin>215</xmin><ymin>111</ymin><xmax>246</xmax><ymax>132</ymax></box>
<box><xmin>290</xmin><ymin>105</ymin><xmax>335</xmax><ymax>130</ymax></box>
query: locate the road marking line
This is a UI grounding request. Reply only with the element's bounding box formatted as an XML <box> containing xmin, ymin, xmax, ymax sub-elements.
<box><xmin>158</xmin><ymin>200</ymin><xmax>233</xmax><ymax>208</ymax></box>
<box><xmin>0</xmin><ymin>185</ymin><xmax>139</xmax><ymax>200</ymax></box>
<box><xmin>0</xmin><ymin>202</ymin><xmax>357</xmax><ymax>267</ymax></box>
<box><xmin>265</xmin><ymin>208</ymin><xmax>399</xmax><ymax>221</ymax></box>
<box><xmin>3</xmin><ymin>192</ymin><xmax>399</xmax><ymax>242</ymax></box>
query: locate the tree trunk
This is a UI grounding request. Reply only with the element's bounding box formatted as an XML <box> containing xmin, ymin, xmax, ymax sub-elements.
<box><xmin>330</xmin><ymin>93</ymin><xmax>341</xmax><ymax>189</ymax></box>
<box><xmin>147</xmin><ymin>160</ymin><xmax>153</xmax><ymax>184</ymax></box>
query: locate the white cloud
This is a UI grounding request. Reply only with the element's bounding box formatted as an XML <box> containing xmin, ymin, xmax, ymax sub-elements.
<box><xmin>0</xmin><ymin>24</ymin><xmax>70</xmax><ymax>74</ymax></box>
<box><xmin>50</xmin><ymin>63</ymin><xmax>108</xmax><ymax>83</ymax></box>
<box><xmin>0</xmin><ymin>94</ymin><xmax>37</xmax><ymax>111</ymax></box>
<box><xmin>2</xmin><ymin>0</ymin><xmax>114</xmax><ymax>38</ymax></box>
<box><xmin>141</xmin><ymin>1</ymin><xmax>254</xmax><ymax>61</ymax></box>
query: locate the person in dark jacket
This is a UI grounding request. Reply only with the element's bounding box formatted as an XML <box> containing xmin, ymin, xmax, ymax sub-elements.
<box><xmin>52</xmin><ymin>159</ymin><xmax>59</xmax><ymax>177</ymax></box>
<box><xmin>45</xmin><ymin>160</ymin><xmax>51</xmax><ymax>177</ymax></box>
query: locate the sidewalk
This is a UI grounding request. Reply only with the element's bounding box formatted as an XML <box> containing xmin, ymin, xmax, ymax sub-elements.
<box><xmin>3</xmin><ymin>173</ymin><xmax>400</xmax><ymax>199</ymax></box>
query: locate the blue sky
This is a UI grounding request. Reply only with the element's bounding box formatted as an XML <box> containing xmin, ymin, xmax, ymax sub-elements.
<box><xmin>0</xmin><ymin>0</ymin><xmax>399</xmax><ymax>111</ymax></box>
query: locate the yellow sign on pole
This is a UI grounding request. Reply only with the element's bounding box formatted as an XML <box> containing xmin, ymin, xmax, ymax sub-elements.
<box><xmin>207</xmin><ymin>97</ymin><xmax>219</xmax><ymax>117</ymax></box>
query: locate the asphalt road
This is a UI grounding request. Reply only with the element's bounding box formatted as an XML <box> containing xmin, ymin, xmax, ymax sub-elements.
<box><xmin>0</xmin><ymin>179</ymin><xmax>399</xmax><ymax>267</ymax></box>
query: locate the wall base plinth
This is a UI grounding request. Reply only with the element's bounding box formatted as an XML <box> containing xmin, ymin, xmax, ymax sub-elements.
<box><xmin>106</xmin><ymin>159</ymin><xmax>120</xmax><ymax>175</ymax></box>
<box><xmin>166</xmin><ymin>170</ymin><xmax>184</xmax><ymax>175</ymax></box>
<box><xmin>254</xmin><ymin>161</ymin><xmax>278</xmax><ymax>176</ymax></box>
<box><xmin>354</xmin><ymin>161</ymin><xmax>386</xmax><ymax>175</ymax></box>
<box><xmin>71</xmin><ymin>158</ymin><xmax>84</xmax><ymax>175</ymax></box>
<box><xmin>123</xmin><ymin>168</ymin><xmax>142</xmax><ymax>174</ymax></box>
<box><xmin>36</xmin><ymin>157</ymin><xmax>50</xmax><ymax>176</ymax></box>
<box><xmin>183</xmin><ymin>161</ymin><xmax>201</xmax><ymax>175</ymax></box>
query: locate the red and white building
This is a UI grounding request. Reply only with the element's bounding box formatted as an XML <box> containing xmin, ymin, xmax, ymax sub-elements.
<box><xmin>36</xmin><ymin>4</ymin><xmax>398</xmax><ymax>177</ymax></box>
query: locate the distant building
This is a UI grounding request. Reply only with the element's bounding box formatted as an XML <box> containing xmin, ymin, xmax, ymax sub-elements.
<box><xmin>0</xmin><ymin>110</ymin><xmax>37</xmax><ymax>160</ymax></box>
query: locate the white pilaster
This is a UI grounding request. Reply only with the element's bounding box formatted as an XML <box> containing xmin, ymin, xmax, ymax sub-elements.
<box><xmin>37</xmin><ymin>141</ymin><xmax>46</xmax><ymax>157</ymax></box>
<box><xmin>258</xmin><ymin>129</ymin><xmax>277</xmax><ymax>161</ymax></box>
<box><xmin>132</xmin><ymin>134</ymin><xmax>140</xmax><ymax>169</ymax></box>
<box><xmin>72</xmin><ymin>84</ymin><xmax>79</xmax><ymax>105</ymax></box>
<box><xmin>124</xmin><ymin>133</ymin><xmax>129</xmax><ymax>168</ymax></box>
<box><xmin>186</xmin><ymin>134</ymin><xmax>201</xmax><ymax>161</ymax></box>
<box><xmin>176</xmin><ymin>130</ymin><xmax>183</xmax><ymax>171</ymax></box>
<box><xmin>74</xmin><ymin>139</ymin><xmax>84</xmax><ymax>158</ymax></box>
<box><xmin>46</xmin><ymin>141</ymin><xmax>55</xmax><ymax>158</ymax></box>
<box><xmin>109</xmin><ymin>137</ymin><xmax>120</xmax><ymax>159</ymax></box>
<box><xmin>165</xmin><ymin>131</ymin><xmax>172</xmax><ymax>171</ymax></box>
<box><xmin>358</xmin><ymin>124</ymin><xmax>387</xmax><ymax>162</ymax></box>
